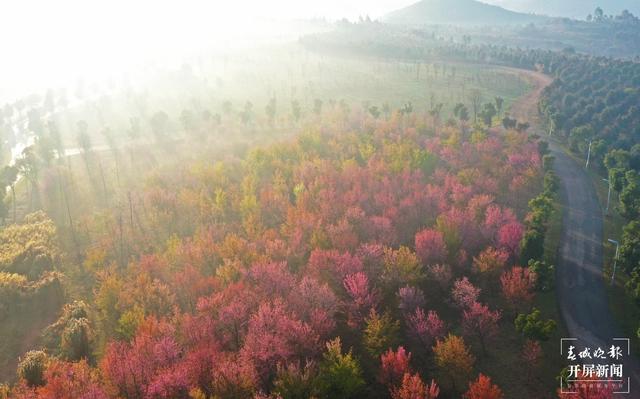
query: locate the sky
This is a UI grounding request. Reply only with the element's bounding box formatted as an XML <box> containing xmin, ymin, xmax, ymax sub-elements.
<box><xmin>2</xmin><ymin>0</ymin><xmax>626</xmax><ymax>103</ymax></box>
<box><xmin>0</xmin><ymin>0</ymin><xmax>421</xmax><ymax>102</ymax></box>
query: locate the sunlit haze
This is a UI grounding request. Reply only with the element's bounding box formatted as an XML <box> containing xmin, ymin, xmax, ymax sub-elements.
<box><xmin>1</xmin><ymin>0</ymin><xmax>416</xmax><ymax>102</ymax></box>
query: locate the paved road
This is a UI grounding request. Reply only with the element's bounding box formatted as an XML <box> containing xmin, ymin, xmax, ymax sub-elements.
<box><xmin>510</xmin><ymin>69</ymin><xmax>640</xmax><ymax>393</ymax></box>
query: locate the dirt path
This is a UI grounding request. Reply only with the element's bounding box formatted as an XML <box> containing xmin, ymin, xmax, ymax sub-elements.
<box><xmin>508</xmin><ymin>67</ymin><xmax>640</xmax><ymax>393</ymax></box>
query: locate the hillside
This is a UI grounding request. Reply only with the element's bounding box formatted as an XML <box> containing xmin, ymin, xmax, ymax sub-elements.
<box><xmin>384</xmin><ymin>0</ymin><xmax>548</xmax><ymax>26</ymax></box>
<box><xmin>486</xmin><ymin>0</ymin><xmax>640</xmax><ymax>19</ymax></box>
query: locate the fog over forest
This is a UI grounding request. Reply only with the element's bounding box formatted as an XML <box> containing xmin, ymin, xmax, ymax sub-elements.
<box><xmin>2</xmin><ymin>1</ymin><xmax>640</xmax><ymax>398</ymax></box>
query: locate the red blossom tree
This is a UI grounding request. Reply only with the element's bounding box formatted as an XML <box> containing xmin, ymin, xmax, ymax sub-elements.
<box><xmin>397</xmin><ymin>285</ymin><xmax>426</xmax><ymax>314</ymax></box>
<box><xmin>379</xmin><ymin>347</ymin><xmax>412</xmax><ymax>388</ymax></box>
<box><xmin>307</xmin><ymin>249</ymin><xmax>364</xmax><ymax>291</ymax></box>
<box><xmin>405</xmin><ymin>308</ymin><xmax>446</xmax><ymax>347</ymax></box>
<box><xmin>391</xmin><ymin>373</ymin><xmax>440</xmax><ymax>399</ymax></box>
<box><xmin>497</xmin><ymin>222</ymin><xmax>524</xmax><ymax>258</ymax></box>
<box><xmin>196</xmin><ymin>282</ymin><xmax>258</xmax><ymax>350</ymax></box>
<box><xmin>500</xmin><ymin>267</ymin><xmax>537</xmax><ymax>312</ymax></box>
<box><xmin>461</xmin><ymin>302</ymin><xmax>501</xmax><ymax>354</ymax></box>
<box><xmin>451</xmin><ymin>277</ymin><xmax>481</xmax><ymax>309</ymax></box>
<box><xmin>241</xmin><ymin>300</ymin><xmax>319</xmax><ymax>385</ymax></box>
<box><xmin>245</xmin><ymin>261</ymin><xmax>295</xmax><ymax>299</ymax></box>
<box><xmin>101</xmin><ymin>319</ymin><xmax>181</xmax><ymax>399</ymax></box>
<box><xmin>415</xmin><ymin>229</ymin><xmax>447</xmax><ymax>266</ymax></box>
<box><xmin>343</xmin><ymin>272</ymin><xmax>379</xmax><ymax>328</ymax></box>
<box><xmin>212</xmin><ymin>353</ymin><xmax>259</xmax><ymax>398</ymax></box>
<box><xmin>36</xmin><ymin>360</ymin><xmax>108</xmax><ymax>399</ymax></box>
<box><xmin>521</xmin><ymin>339</ymin><xmax>543</xmax><ymax>379</ymax></box>
<box><xmin>288</xmin><ymin>276</ymin><xmax>338</xmax><ymax>339</ymax></box>
<box><xmin>463</xmin><ymin>374</ymin><xmax>504</xmax><ymax>399</ymax></box>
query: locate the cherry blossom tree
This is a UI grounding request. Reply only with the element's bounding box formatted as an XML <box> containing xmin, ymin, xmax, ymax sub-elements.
<box><xmin>451</xmin><ymin>277</ymin><xmax>481</xmax><ymax>309</ymax></box>
<box><xmin>463</xmin><ymin>374</ymin><xmax>504</xmax><ymax>399</ymax></box>
<box><xmin>343</xmin><ymin>272</ymin><xmax>379</xmax><ymax>328</ymax></box>
<box><xmin>36</xmin><ymin>360</ymin><xmax>108</xmax><ymax>399</ymax></box>
<box><xmin>461</xmin><ymin>302</ymin><xmax>501</xmax><ymax>355</ymax></box>
<box><xmin>521</xmin><ymin>339</ymin><xmax>542</xmax><ymax>380</ymax></box>
<box><xmin>241</xmin><ymin>300</ymin><xmax>319</xmax><ymax>385</ymax></box>
<box><xmin>415</xmin><ymin>229</ymin><xmax>447</xmax><ymax>266</ymax></box>
<box><xmin>405</xmin><ymin>308</ymin><xmax>446</xmax><ymax>348</ymax></box>
<box><xmin>397</xmin><ymin>285</ymin><xmax>426</xmax><ymax>315</ymax></box>
<box><xmin>497</xmin><ymin>222</ymin><xmax>524</xmax><ymax>258</ymax></box>
<box><xmin>391</xmin><ymin>373</ymin><xmax>440</xmax><ymax>399</ymax></box>
<box><xmin>379</xmin><ymin>347</ymin><xmax>412</xmax><ymax>388</ymax></box>
<box><xmin>500</xmin><ymin>267</ymin><xmax>537</xmax><ymax>313</ymax></box>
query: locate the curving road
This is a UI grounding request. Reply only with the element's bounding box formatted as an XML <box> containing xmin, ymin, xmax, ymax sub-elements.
<box><xmin>509</xmin><ymin>68</ymin><xmax>640</xmax><ymax>392</ymax></box>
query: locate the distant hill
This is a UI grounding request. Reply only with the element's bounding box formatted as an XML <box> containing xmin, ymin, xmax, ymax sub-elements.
<box><xmin>384</xmin><ymin>0</ymin><xmax>548</xmax><ymax>26</ymax></box>
<box><xmin>484</xmin><ymin>0</ymin><xmax>640</xmax><ymax>19</ymax></box>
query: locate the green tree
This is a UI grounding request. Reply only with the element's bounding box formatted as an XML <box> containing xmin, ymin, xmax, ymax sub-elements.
<box><xmin>515</xmin><ymin>308</ymin><xmax>556</xmax><ymax>341</ymax></box>
<box><xmin>520</xmin><ymin>229</ymin><xmax>545</xmax><ymax>264</ymax></box>
<box><xmin>433</xmin><ymin>334</ymin><xmax>475</xmax><ymax>392</ymax></box>
<box><xmin>453</xmin><ymin>103</ymin><xmax>469</xmax><ymax>123</ymax></box>
<box><xmin>626</xmin><ymin>270</ymin><xmax>640</xmax><ymax>306</ymax></box>
<box><xmin>479</xmin><ymin>103</ymin><xmax>497</xmax><ymax>126</ymax></box>
<box><xmin>368</xmin><ymin>106</ymin><xmax>381</xmax><ymax>119</ymax></box>
<box><xmin>316</xmin><ymin>338</ymin><xmax>364</xmax><ymax>399</ymax></box>
<box><xmin>363</xmin><ymin>309</ymin><xmax>400</xmax><ymax>358</ymax></box>
<box><xmin>0</xmin><ymin>211</ymin><xmax>58</xmax><ymax>279</ymax></box>
<box><xmin>528</xmin><ymin>259</ymin><xmax>555</xmax><ymax>291</ymax></box>
<box><xmin>17</xmin><ymin>350</ymin><xmax>48</xmax><ymax>387</ymax></box>
<box><xmin>273</xmin><ymin>362</ymin><xmax>318</xmax><ymax>399</ymax></box>
<box><xmin>61</xmin><ymin>318</ymin><xmax>92</xmax><ymax>361</ymax></box>
<box><xmin>1</xmin><ymin>166</ymin><xmax>18</xmax><ymax>222</ymax></box>
<box><xmin>266</xmin><ymin>97</ymin><xmax>277</xmax><ymax>125</ymax></box>
<box><xmin>16</xmin><ymin>146</ymin><xmax>40</xmax><ymax>209</ymax></box>
<box><xmin>568</xmin><ymin>125</ymin><xmax>593</xmax><ymax>153</ymax></box>
<box><xmin>494</xmin><ymin>96</ymin><xmax>504</xmax><ymax>114</ymax></box>
<box><xmin>594</xmin><ymin>6</ymin><xmax>604</xmax><ymax>22</ymax></box>
<box><xmin>469</xmin><ymin>90</ymin><xmax>482</xmax><ymax>123</ymax></box>
<box><xmin>619</xmin><ymin>221</ymin><xmax>640</xmax><ymax>274</ymax></box>
<box><xmin>620</xmin><ymin>170</ymin><xmax>640</xmax><ymax>219</ymax></box>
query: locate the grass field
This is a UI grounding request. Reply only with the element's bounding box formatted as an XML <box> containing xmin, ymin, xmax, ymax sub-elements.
<box><xmin>25</xmin><ymin>45</ymin><xmax>530</xmax><ymax>155</ymax></box>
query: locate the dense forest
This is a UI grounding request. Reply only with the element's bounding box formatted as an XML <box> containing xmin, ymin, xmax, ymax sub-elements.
<box><xmin>304</xmin><ymin>11</ymin><xmax>640</xmax><ymax>370</ymax></box>
<box><xmin>2</xmin><ymin>2</ymin><xmax>640</xmax><ymax>398</ymax></box>
<box><xmin>0</xmin><ymin>72</ymin><xmax>565</xmax><ymax>397</ymax></box>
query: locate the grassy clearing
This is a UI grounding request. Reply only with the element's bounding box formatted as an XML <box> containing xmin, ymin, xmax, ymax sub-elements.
<box><xmin>40</xmin><ymin>46</ymin><xmax>530</xmax><ymax>153</ymax></box>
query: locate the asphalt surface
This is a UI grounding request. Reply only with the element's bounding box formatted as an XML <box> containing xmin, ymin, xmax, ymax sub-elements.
<box><xmin>508</xmin><ymin>68</ymin><xmax>640</xmax><ymax>394</ymax></box>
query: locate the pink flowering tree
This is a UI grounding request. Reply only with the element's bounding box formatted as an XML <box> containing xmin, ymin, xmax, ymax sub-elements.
<box><xmin>461</xmin><ymin>302</ymin><xmax>501</xmax><ymax>355</ymax></box>
<box><xmin>397</xmin><ymin>285</ymin><xmax>426</xmax><ymax>315</ymax></box>
<box><xmin>379</xmin><ymin>347</ymin><xmax>412</xmax><ymax>389</ymax></box>
<box><xmin>343</xmin><ymin>272</ymin><xmax>380</xmax><ymax>328</ymax></box>
<box><xmin>500</xmin><ymin>267</ymin><xmax>537</xmax><ymax>313</ymax></box>
<box><xmin>415</xmin><ymin>229</ymin><xmax>447</xmax><ymax>266</ymax></box>
<box><xmin>451</xmin><ymin>277</ymin><xmax>481</xmax><ymax>309</ymax></box>
<box><xmin>405</xmin><ymin>308</ymin><xmax>446</xmax><ymax>348</ymax></box>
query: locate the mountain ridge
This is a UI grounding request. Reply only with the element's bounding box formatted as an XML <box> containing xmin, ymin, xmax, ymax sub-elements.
<box><xmin>485</xmin><ymin>0</ymin><xmax>640</xmax><ymax>19</ymax></box>
<box><xmin>384</xmin><ymin>0</ymin><xmax>549</xmax><ymax>26</ymax></box>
